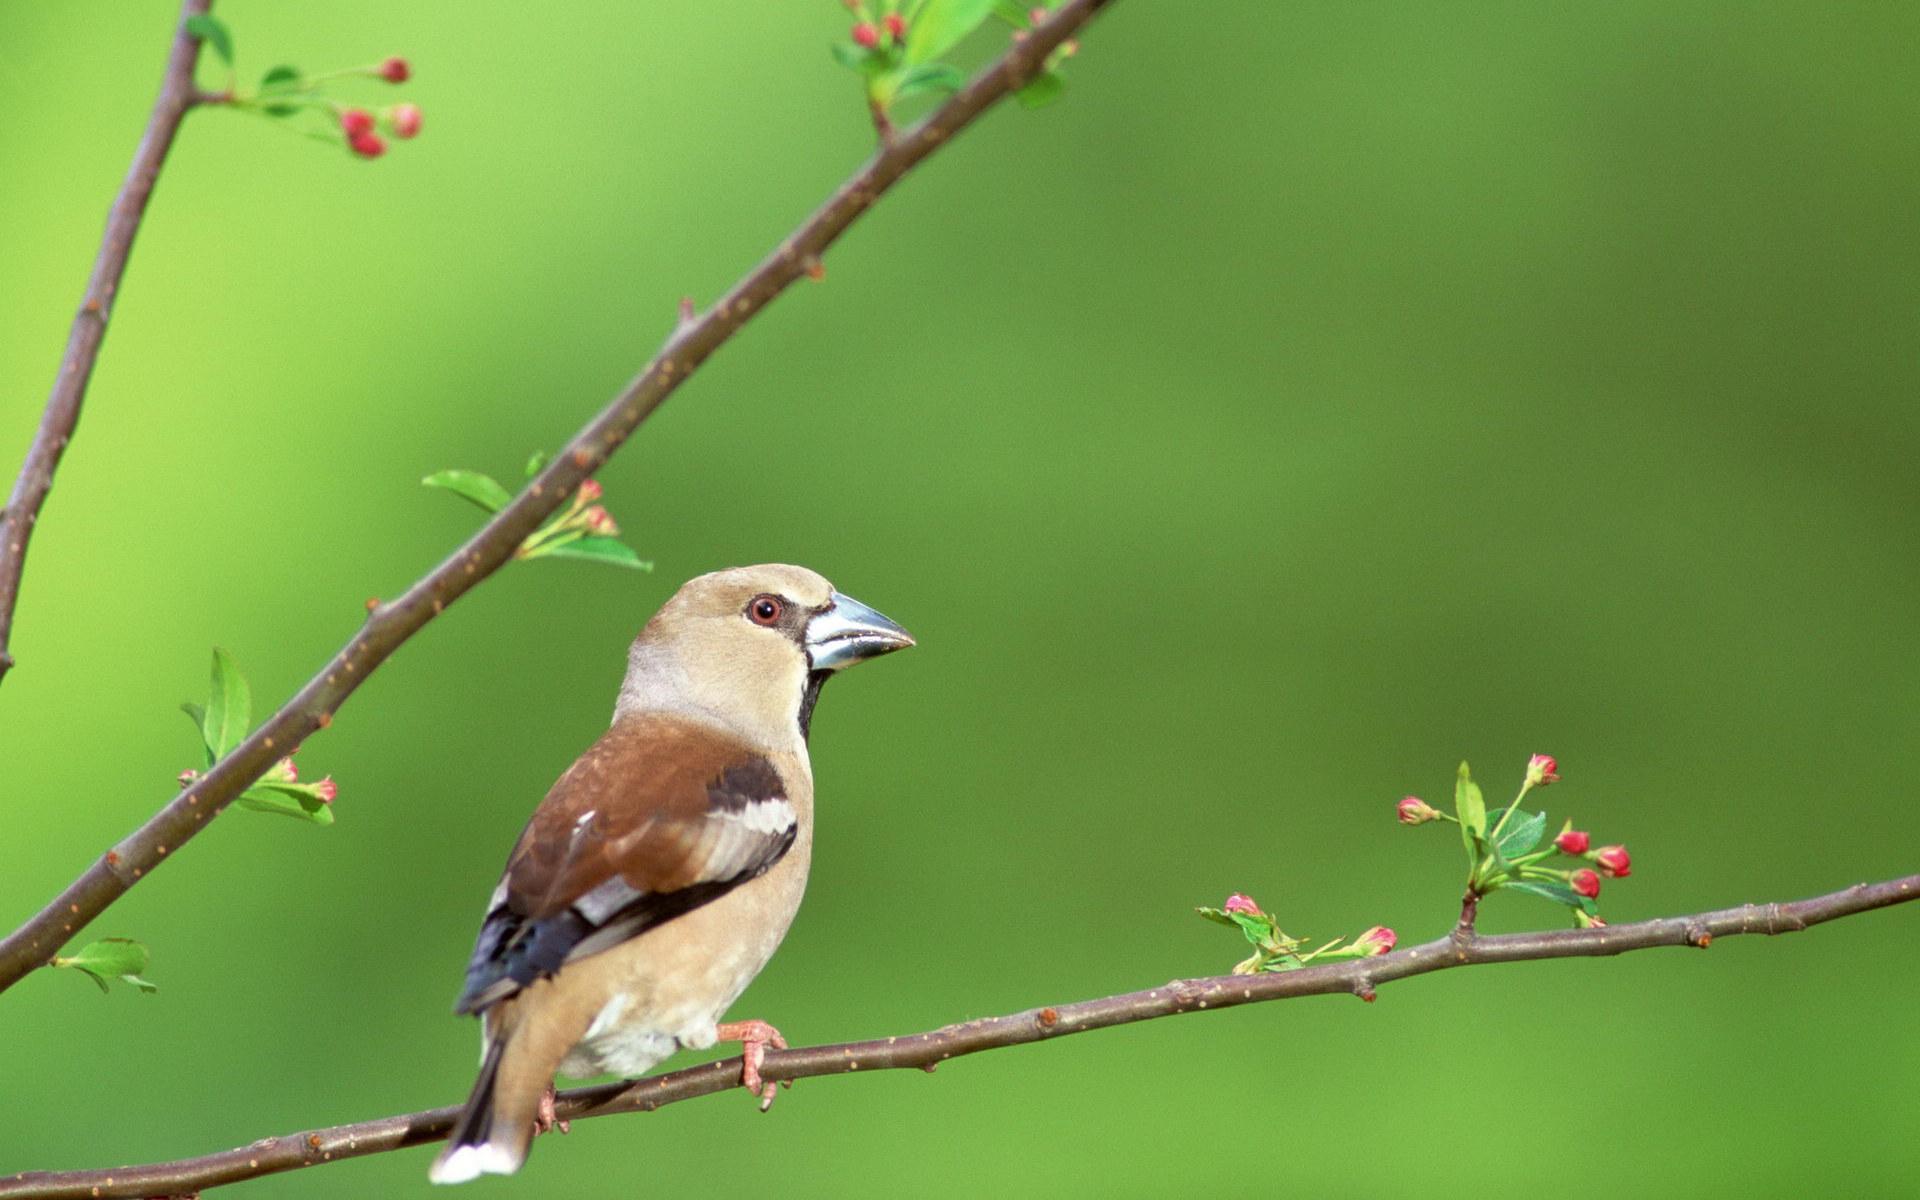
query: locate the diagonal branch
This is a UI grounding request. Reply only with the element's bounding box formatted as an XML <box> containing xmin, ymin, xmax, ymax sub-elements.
<box><xmin>3</xmin><ymin>874</ymin><xmax>1911</xmax><ymax>1199</ymax></box>
<box><xmin>0</xmin><ymin>0</ymin><xmax>212</xmax><ymax>686</ymax></box>
<box><xmin>0</xmin><ymin>0</ymin><xmax>1117</xmax><ymax>994</ymax></box>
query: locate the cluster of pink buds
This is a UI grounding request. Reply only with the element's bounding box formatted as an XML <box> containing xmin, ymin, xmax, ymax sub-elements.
<box><xmin>1397</xmin><ymin>754</ymin><xmax>1635</xmax><ymax>924</ymax></box>
<box><xmin>339</xmin><ymin>58</ymin><xmax>420</xmax><ymax>159</ymax></box>
<box><xmin>844</xmin><ymin>2</ymin><xmax>908</xmax><ymax>49</ymax></box>
<box><xmin>179</xmin><ymin>755</ymin><xmax>339</xmax><ymax>807</ymax></box>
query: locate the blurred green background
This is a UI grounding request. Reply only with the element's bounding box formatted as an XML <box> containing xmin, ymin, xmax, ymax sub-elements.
<box><xmin>3</xmin><ymin>1</ymin><xmax>1917</xmax><ymax>1195</ymax></box>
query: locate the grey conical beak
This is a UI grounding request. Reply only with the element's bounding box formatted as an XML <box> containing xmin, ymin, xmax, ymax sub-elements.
<box><xmin>805</xmin><ymin>591</ymin><xmax>915</xmax><ymax>672</ymax></box>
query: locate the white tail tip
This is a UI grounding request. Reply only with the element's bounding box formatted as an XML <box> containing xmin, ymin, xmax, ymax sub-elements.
<box><xmin>429</xmin><ymin>1142</ymin><xmax>521</xmax><ymax>1185</ymax></box>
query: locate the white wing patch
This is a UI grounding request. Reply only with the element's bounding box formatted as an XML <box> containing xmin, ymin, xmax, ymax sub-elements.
<box><xmin>719</xmin><ymin>797</ymin><xmax>795</xmax><ymax>835</ymax></box>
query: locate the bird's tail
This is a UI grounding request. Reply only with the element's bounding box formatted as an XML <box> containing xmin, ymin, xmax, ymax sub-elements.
<box><xmin>429</xmin><ymin>1038</ymin><xmax>527</xmax><ymax>1184</ymax></box>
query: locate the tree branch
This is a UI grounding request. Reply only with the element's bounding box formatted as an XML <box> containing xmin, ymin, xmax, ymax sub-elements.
<box><xmin>0</xmin><ymin>0</ymin><xmax>212</xmax><ymax>687</ymax></box>
<box><xmin>3</xmin><ymin>874</ymin><xmax>1910</xmax><ymax>1198</ymax></box>
<box><xmin>0</xmin><ymin>0</ymin><xmax>1117</xmax><ymax>994</ymax></box>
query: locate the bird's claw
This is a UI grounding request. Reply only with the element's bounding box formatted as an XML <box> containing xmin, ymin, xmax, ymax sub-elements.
<box><xmin>534</xmin><ymin>1084</ymin><xmax>572</xmax><ymax>1137</ymax></box>
<box><xmin>716</xmin><ymin>1018</ymin><xmax>789</xmax><ymax>1111</ymax></box>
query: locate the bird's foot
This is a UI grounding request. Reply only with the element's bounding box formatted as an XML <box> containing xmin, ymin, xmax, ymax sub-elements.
<box><xmin>534</xmin><ymin>1083</ymin><xmax>572</xmax><ymax>1136</ymax></box>
<box><xmin>715</xmin><ymin>1018</ymin><xmax>789</xmax><ymax>1112</ymax></box>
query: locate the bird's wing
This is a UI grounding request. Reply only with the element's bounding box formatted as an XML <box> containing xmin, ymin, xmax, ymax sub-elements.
<box><xmin>454</xmin><ymin>717</ymin><xmax>797</xmax><ymax>1015</ymax></box>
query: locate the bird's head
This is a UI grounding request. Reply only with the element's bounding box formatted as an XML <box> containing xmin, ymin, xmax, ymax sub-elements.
<box><xmin>618</xmin><ymin>563</ymin><xmax>914</xmax><ymax>746</ymax></box>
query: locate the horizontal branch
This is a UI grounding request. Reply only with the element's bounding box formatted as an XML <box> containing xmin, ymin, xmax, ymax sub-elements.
<box><xmin>0</xmin><ymin>0</ymin><xmax>1117</xmax><ymax>994</ymax></box>
<box><xmin>0</xmin><ymin>0</ymin><xmax>211</xmax><ymax>686</ymax></box>
<box><xmin>3</xmin><ymin>873</ymin><xmax>1911</xmax><ymax>1198</ymax></box>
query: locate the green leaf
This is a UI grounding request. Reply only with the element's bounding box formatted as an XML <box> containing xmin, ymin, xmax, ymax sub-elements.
<box><xmin>1494</xmin><ymin>809</ymin><xmax>1547</xmax><ymax>859</ymax></box>
<box><xmin>1195</xmin><ymin>906</ymin><xmax>1238</xmax><ymax>927</ymax></box>
<box><xmin>1454</xmin><ymin>761</ymin><xmax>1486</xmax><ymax>860</ymax></box>
<box><xmin>180</xmin><ymin>702</ymin><xmax>214</xmax><ymax>766</ymax></box>
<box><xmin>831</xmin><ymin>41</ymin><xmax>873</xmax><ymax>72</ymax></box>
<box><xmin>54</xmin><ymin>938</ymin><xmax>158</xmax><ymax>994</ymax></box>
<box><xmin>524</xmin><ymin>450</ymin><xmax>550</xmax><ymax>479</ymax></box>
<box><xmin>891</xmin><ymin>61</ymin><xmax>966</xmax><ymax>104</ymax></box>
<box><xmin>1017</xmin><ymin>69</ymin><xmax>1067</xmax><ymax>108</ymax></box>
<box><xmin>904</xmin><ymin>0</ymin><xmax>997</xmax><ymax>64</ymax></box>
<box><xmin>1506</xmin><ymin>880</ymin><xmax>1583</xmax><ymax>908</ymax></box>
<box><xmin>237</xmin><ymin>785</ymin><xmax>336</xmax><ymax>826</ymax></box>
<box><xmin>422</xmin><ymin>469</ymin><xmax>512</xmax><ymax>514</ymax></box>
<box><xmin>993</xmin><ymin>0</ymin><xmax>1032</xmax><ymax>24</ymax></box>
<box><xmin>259</xmin><ymin>65</ymin><xmax>302</xmax><ymax>114</ymax></box>
<box><xmin>536</xmin><ymin>538</ymin><xmax>653</xmax><ymax>571</ymax></box>
<box><xmin>122</xmin><ymin>974</ymin><xmax>160</xmax><ymax>994</ymax></box>
<box><xmin>260</xmin><ymin>64</ymin><xmax>300</xmax><ymax>88</ymax></box>
<box><xmin>185</xmin><ymin>14</ymin><xmax>233</xmax><ymax>65</ymax></box>
<box><xmin>204</xmin><ymin>648</ymin><xmax>251</xmax><ymax>760</ymax></box>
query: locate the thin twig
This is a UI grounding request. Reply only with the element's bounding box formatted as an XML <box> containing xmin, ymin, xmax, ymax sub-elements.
<box><xmin>0</xmin><ymin>0</ymin><xmax>211</xmax><ymax>685</ymax></box>
<box><xmin>0</xmin><ymin>0</ymin><xmax>1115</xmax><ymax>994</ymax></box>
<box><xmin>3</xmin><ymin>874</ymin><xmax>1910</xmax><ymax>1198</ymax></box>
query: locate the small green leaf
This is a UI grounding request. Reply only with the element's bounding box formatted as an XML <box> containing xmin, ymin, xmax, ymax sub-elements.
<box><xmin>54</xmin><ymin>938</ymin><xmax>157</xmax><ymax>993</ymax></box>
<box><xmin>185</xmin><ymin>14</ymin><xmax>234</xmax><ymax>65</ymax></box>
<box><xmin>422</xmin><ymin>469</ymin><xmax>512</xmax><ymax>514</ymax></box>
<box><xmin>524</xmin><ymin>450</ymin><xmax>550</xmax><ymax>479</ymax></box>
<box><xmin>1506</xmin><ymin>880</ymin><xmax>1583</xmax><ymax>907</ymax></box>
<box><xmin>831</xmin><ymin>41</ymin><xmax>873</xmax><ymax>71</ymax></box>
<box><xmin>260</xmin><ymin>64</ymin><xmax>300</xmax><ymax>88</ymax></box>
<box><xmin>1455</xmin><ymin>761</ymin><xmax>1486</xmax><ymax>859</ymax></box>
<box><xmin>237</xmin><ymin>785</ymin><xmax>336</xmax><ymax>825</ymax></box>
<box><xmin>993</xmin><ymin>1</ymin><xmax>1031</xmax><ymax>24</ymax></box>
<box><xmin>891</xmin><ymin>62</ymin><xmax>966</xmax><ymax>104</ymax></box>
<box><xmin>536</xmin><ymin>538</ymin><xmax>653</xmax><ymax>571</ymax></box>
<box><xmin>904</xmin><ymin>0</ymin><xmax>997</xmax><ymax>64</ymax></box>
<box><xmin>259</xmin><ymin>65</ymin><xmax>302</xmax><ymax>114</ymax></box>
<box><xmin>1195</xmin><ymin>906</ymin><xmax>1238</xmax><ymax>927</ymax></box>
<box><xmin>204</xmin><ymin>648</ymin><xmax>251</xmax><ymax>760</ymax></box>
<box><xmin>1494</xmin><ymin>810</ymin><xmax>1547</xmax><ymax>859</ymax></box>
<box><xmin>1017</xmin><ymin>69</ymin><xmax>1066</xmax><ymax>108</ymax></box>
<box><xmin>122</xmin><ymin>975</ymin><xmax>160</xmax><ymax>994</ymax></box>
<box><xmin>180</xmin><ymin>702</ymin><xmax>214</xmax><ymax>765</ymax></box>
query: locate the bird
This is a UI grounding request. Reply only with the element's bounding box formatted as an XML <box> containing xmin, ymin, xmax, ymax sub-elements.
<box><xmin>429</xmin><ymin>564</ymin><xmax>914</xmax><ymax>1184</ymax></box>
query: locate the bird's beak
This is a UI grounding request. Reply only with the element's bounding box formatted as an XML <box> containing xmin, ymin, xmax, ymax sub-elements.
<box><xmin>805</xmin><ymin>591</ymin><xmax>915</xmax><ymax>672</ymax></box>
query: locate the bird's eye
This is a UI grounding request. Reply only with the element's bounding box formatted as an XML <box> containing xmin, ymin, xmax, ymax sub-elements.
<box><xmin>747</xmin><ymin>595</ymin><xmax>784</xmax><ymax>626</ymax></box>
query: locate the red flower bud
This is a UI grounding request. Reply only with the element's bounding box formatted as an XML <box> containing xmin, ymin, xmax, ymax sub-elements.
<box><xmin>1554</xmin><ymin>828</ymin><xmax>1590</xmax><ymax>855</ymax></box>
<box><xmin>1570</xmin><ymin>868</ymin><xmax>1602</xmax><ymax>899</ymax></box>
<box><xmin>883</xmin><ymin>12</ymin><xmax>906</xmax><ymax>40</ymax></box>
<box><xmin>582</xmin><ymin>506</ymin><xmax>619</xmax><ymax>537</ymax></box>
<box><xmin>380</xmin><ymin>56</ymin><xmax>411</xmax><ymax>84</ymax></box>
<box><xmin>348</xmin><ymin>131</ymin><xmax>387</xmax><ymax>159</ymax></box>
<box><xmin>851</xmin><ymin>22</ymin><xmax>880</xmax><ymax>48</ymax></box>
<box><xmin>1593</xmin><ymin>845</ymin><xmax>1632</xmax><ymax>878</ymax></box>
<box><xmin>1526</xmin><ymin>754</ymin><xmax>1560</xmax><ymax>786</ymax></box>
<box><xmin>1397</xmin><ymin>795</ymin><xmax>1442</xmax><ymax>825</ymax></box>
<box><xmin>1222</xmin><ymin>893</ymin><xmax>1259</xmax><ymax>916</ymax></box>
<box><xmin>390</xmin><ymin>103</ymin><xmax>422</xmax><ymax>139</ymax></box>
<box><xmin>313</xmin><ymin>777</ymin><xmax>338</xmax><ymax>804</ymax></box>
<box><xmin>577</xmin><ymin>478</ymin><xmax>604</xmax><ymax>503</ymax></box>
<box><xmin>1353</xmin><ymin>926</ymin><xmax>1396</xmax><ymax>956</ymax></box>
<box><xmin>340</xmin><ymin>107</ymin><xmax>375</xmax><ymax>137</ymax></box>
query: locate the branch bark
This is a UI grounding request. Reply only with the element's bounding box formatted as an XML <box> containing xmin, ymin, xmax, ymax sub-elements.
<box><xmin>0</xmin><ymin>0</ymin><xmax>1116</xmax><ymax>994</ymax></box>
<box><xmin>3</xmin><ymin>874</ymin><xmax>1910</xmax><ymax>1199</ymax></box>
<box><xmin>0</xmin><ymin>0</ymin><xmax>211</xmax><ymax>686</ymax></box>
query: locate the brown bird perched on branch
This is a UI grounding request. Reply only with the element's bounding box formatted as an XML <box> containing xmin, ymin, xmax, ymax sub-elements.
<box><xmin>430</xmin><ymin>564</ymin><xmax>913</xmax><ymax>1183</ymax></box>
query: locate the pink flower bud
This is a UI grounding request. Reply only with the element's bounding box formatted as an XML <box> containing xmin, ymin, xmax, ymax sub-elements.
<box><xmin>1554</xmin><ymin>828</ymin><xmax>1590</xmax><ymax>855</ymax></box>
<box><xmin>582</xmin><ymin>506</ymin><xmax>619</xmax><ymax>537</ymax></box>
<box><xmin>267</xmin><ymin>757</ymin><xmax>298</xmax><ymax>783</ymax></box>
<box><xmin>1593</xmin><ymin>845</ymin><xmax>1632</xmax><ymax>878</ymax></box>
<box><xmin>1353</xmin><ymin>926</ymin><xmax>1396</xmax><ymax>956</ymax></box>
<box><xmin>313</xmin><ymin>777</ymin><xmax>338</xmax><ymax>804</ymax></box>
<box><xmin>577</xmin><ymin>478</ymin><xmax>604</xmax><ymax>503</ymax></box>
<box><xmin>1222</xmin><ymin>893</ymin><xmax>1259</xmax><ymax>916</ymax></box>
<box><xmin>1397</xmin><ymin>795</ymin><xmax>1442</xmax><ymax>825</ymax></box>
<box><xmin>380</xmin><ymin>56</ymin><xmax>411</xmax><ymax>84</ymax></box>
<box><xmin>1030</xmin><ymin>6</ymin><xmax>1048</xmax><ymax>22</ymax></box>
<box><xmin>1526</xmin><ymin>754</ymin><xmax>1560</xmax><ymax>786</ymax></box>
<box><xmin>851</xmin><ymin>22</ymin><xmax>880</xmax><ymax>48</ymax></box>
<box><xmin>348</xmin><ymin>131</ymin><xmax>387</xmax><ymax>159</ymax></box>
<box><xmin>177</xmin><ymin>769</ymin><xmax>199</xmax><ymax>787</ymax></box>
<box><xmin>390</xmin><ymin>103</ymin><xmax>422</xmax><ymax>139</ymax></box>
<box><xmin>883</xmin><ymin>13</ymin><xmax>906</xmax><ymax>40</ymax></box>
<box><xmin>340</xmin><ymin>107</ymin><xmax>375</xmax><ymax>137</ymax></box>
<box><xmin>1574</xmin><ymin>909</ymin><xmax>1607</xmax><ymax>929</ymax></box>
<box><xmin>1570</xmin><ymin>868</ymin><xmax>1601</xmax><ymax>899</ymax></box>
